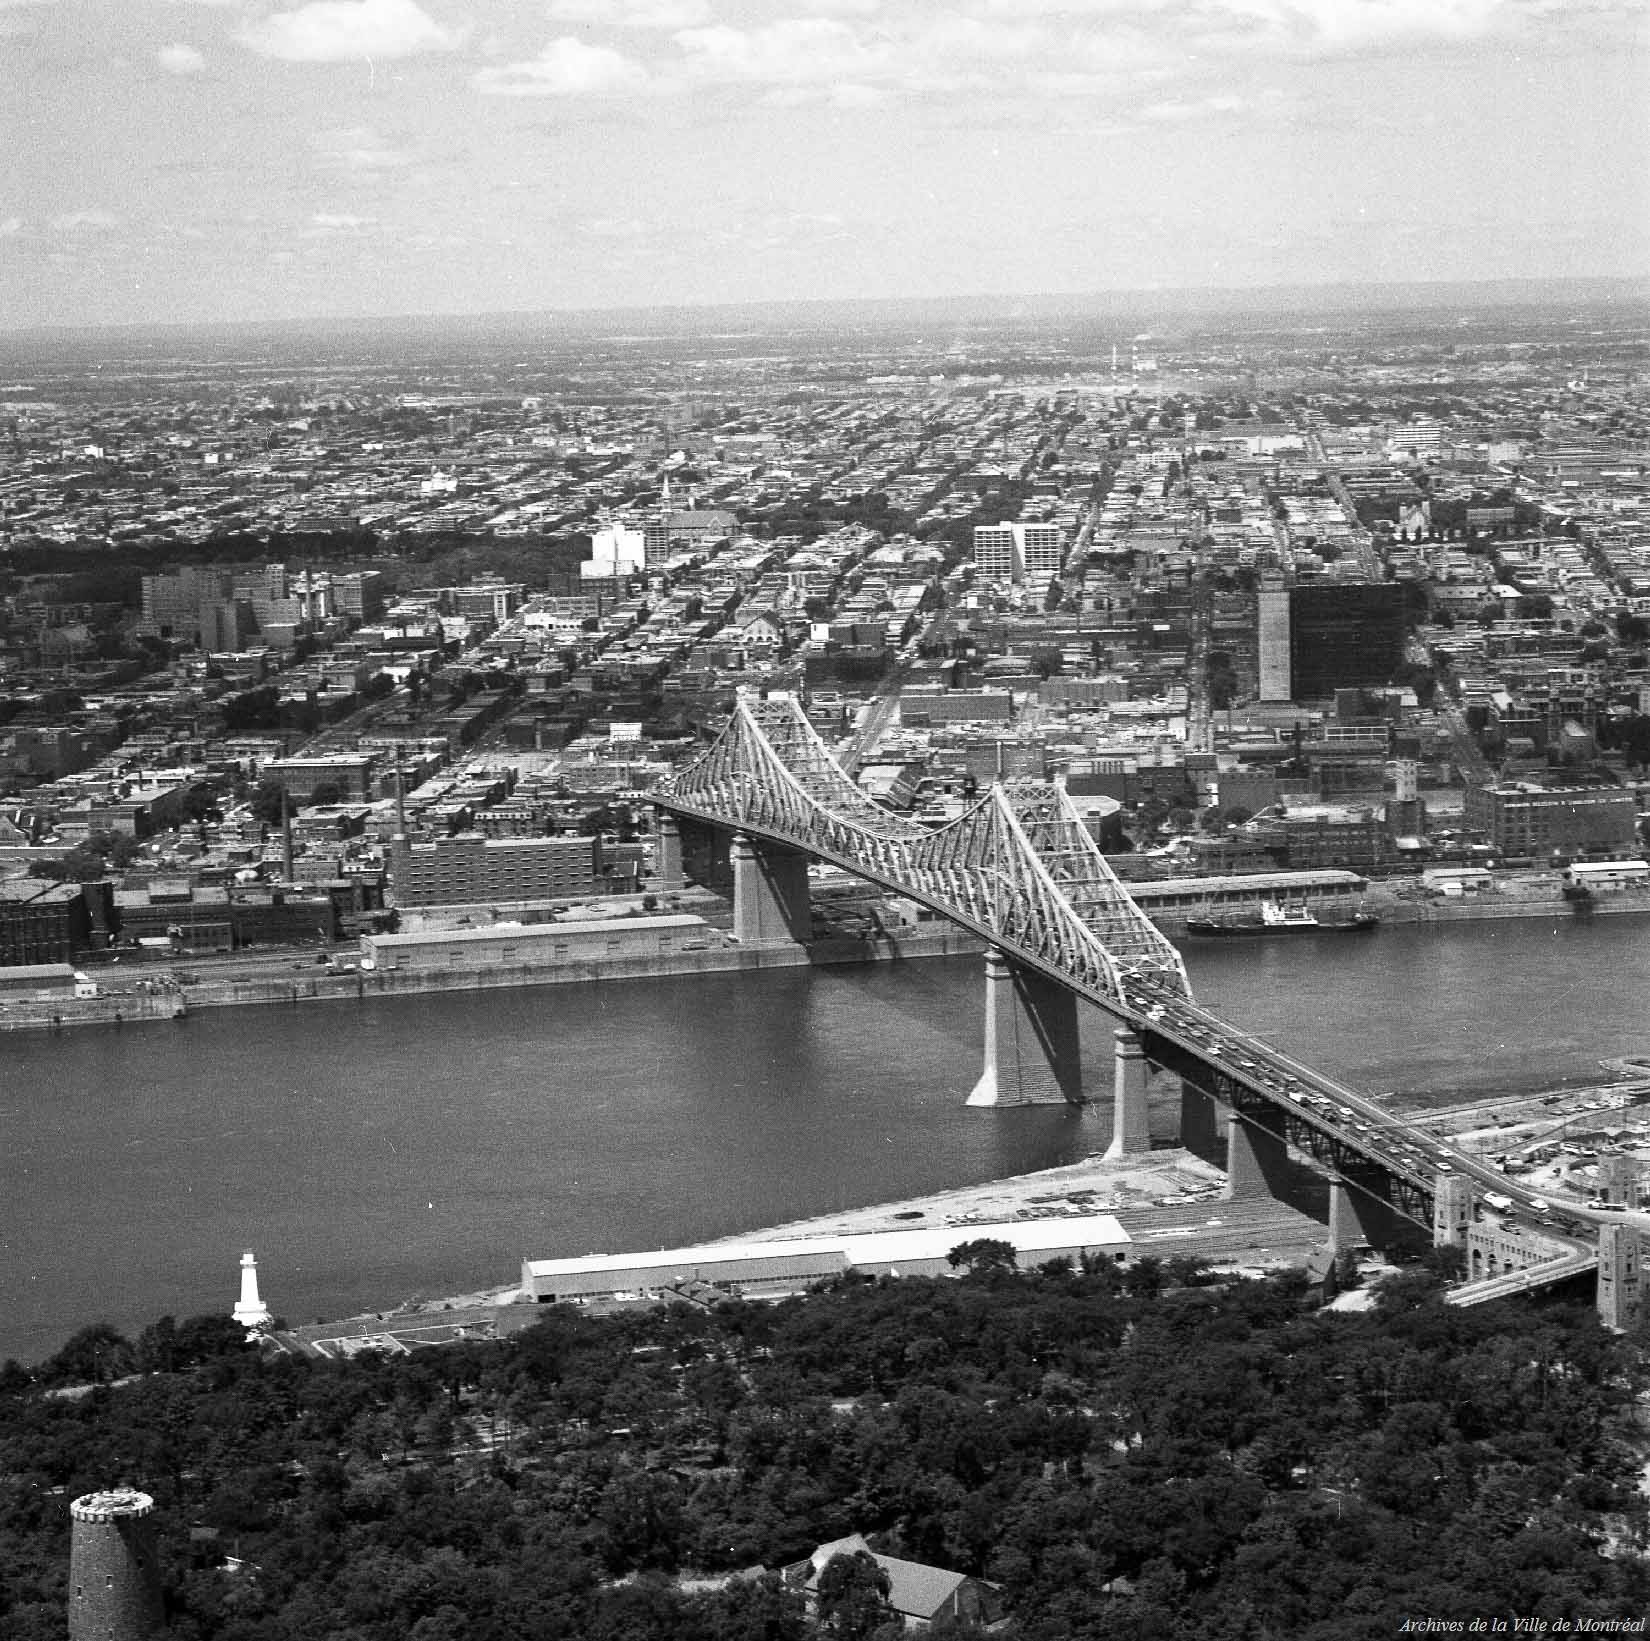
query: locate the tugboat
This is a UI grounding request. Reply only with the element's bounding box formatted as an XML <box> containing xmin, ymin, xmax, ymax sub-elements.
<box><xmin>1184</xmin><ymin>899</ymin><xmax>1380</xmax><ymax>937</ymax></box>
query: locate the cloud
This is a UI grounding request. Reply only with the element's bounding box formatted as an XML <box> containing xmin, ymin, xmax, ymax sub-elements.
<box><xmin>759</xmin><ymin>79</ymin><xmax>891</xmax><ymax>107</ymax></box>
<box><xmin>1084</xmin><ymin>0</ymin><xmax>1510</xmax><ymax>57</ymax></box>
<box><xmin>474</xmin><ymin>36</ymin><xmax>650</xmax><ymax>95</ymax></box>
<box><xmin>50</xmin><ymin>210</ymin><xmax>119</xmax><ymax>232</ymax></box>
<box><xmin>546</xmin><ymin>0</ymin><xmax>711</xmax><ymax>26</ymax></box>
<box><xmin>461</xmin><ymin>0</ymin><xmax>1607</xmax><ymax>118</ymax></box>
<box><xmin>673</xmin><ymin>18</ymin><xmax>890</xmax><ymax>86</ymax></box>
<box><xmin>0</xmin><ymin>217</ymin><xmax>23</xmax><ymax>236</ymax></box>
<box><xmin>1257</xmin><ymin>0</ymin><xmax>1504</xmax><ymax>52</ymax></box>
<box><xmin>157</xmin><ymin>42</ymin><xmax>207</xmax><ymax>74</ymax></box>
<box><xmin>0</xmin><ymin>0</ymin><xmax>51</xmax><ymax>38</ymax></box>
<box><xmin>579</xmin><ymin>215</ymin><xmax>654</xmax><ymax>238</ymax></box>
<box><xmin>308</xmin><ymin>210</ymin><xmax>377</xmax><ymax>229</ymax></box>
<box><xmin>1140</xmin><ymin>92</ymin><xmax>1252</xmax><ymax>121</ymax></box>
<box><xmin>311</xmin><ymin>125</ymin><xmax>413</xmax><ymax>171</ymax></box>
<box><xmin>238</xmin><ymin>0</ymin><xmax>462</xmax><ymax>62</ymax></box>
<box><xmin>655</xmin><ymin>0</ymin><xmax>1586</xmax><ymax>107</ymax></box>
<box><xmin>662</xmin><ymin>12</ymin><xmax>1092</xmax><ymax>98</ymax></box>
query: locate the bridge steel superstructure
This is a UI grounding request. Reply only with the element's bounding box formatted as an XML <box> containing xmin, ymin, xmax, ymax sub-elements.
<box><xmin>659</xmin><ymin>696</ymin><xmax>1190</xmax><ymax>1004</ymax></box>
<box><xmin>654</xmin><ymin>698</ymin><xmax>1616</xmax><ymax>1313</ymax></box>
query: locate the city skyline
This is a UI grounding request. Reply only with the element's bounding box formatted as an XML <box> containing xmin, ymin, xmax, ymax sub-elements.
<box><xmin>5</xmin><ymin>0</ymin><xmax>1649</xmax><ymax>330</ymax></box>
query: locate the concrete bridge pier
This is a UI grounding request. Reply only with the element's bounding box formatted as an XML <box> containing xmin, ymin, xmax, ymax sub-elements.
<box><xmin>1597</xmin><ymin>1223</ymin><xmax>1642</xmax><ymax>1331</ymax></box>
<box><xmin>1432</xmin><ymin>1173</ymin><xmax>1475</xmax><ymax>1246</ymax></box>
<box><xmin>966</xmin><ymin>949</ymin><xmax>1083</xmax><ymax>1107</ymax></box>
<box><xmin>654</xmin><ymin>812</ymin><xmax>685</xmax><ymax>892</ymax></box>
<box><xmin>680</xmin><ymin>817</ymin><xmax>726</xmax><ymax>893</ymax></box>
<box><xmin>1329</xmin><ymin>1179</ymin><xmax>1406</xmax><ymax>1254</ymax></box>
<box><xmin>1599</xmin><ymin>1156</ymin><xmax>1644</xmax><ymax>1210</ymax></box>
<box><xmin>1179</xmin><ymin>1081</ymin><xmax>1225</xmax><ymax>1159</ymax></box>
<box><xmin>730</xmin><ymin>831</ymin><xmax>813</xmax><ymax>947</ymax></box>
<box><xmin>1105</xmin><ymin>1028</ymin><xmax>1153</xmax><ymax>1158</ymax></box>
<box><xmin>1224</xmin><ymin>1111</ymin><xmax>1292</xmax><ymax>1202</ymax></box>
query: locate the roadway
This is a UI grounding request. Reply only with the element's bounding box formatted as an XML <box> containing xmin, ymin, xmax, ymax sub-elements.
<box><xmin>1445</xmin><ymin>1246</ymin><xmax>1600</xmax><ymax>1307</ymax></box>
<box><xmin>1122</xmin><ymin>969</ymin><xmax>1623</xmax><ymax>1265</ymax></box>
<box><xmin>1118</xmin><ymin>969</ymin><xmax>1559</xmax><ymax>1226</ymax></box>
<box><xmin>661</xmin><ymin>777</ymin><xmax>1500</xmax><ymax>1222</ymax></box>
<box><xmin>1406</xmin><ymin>633</ymin><xmax>1493</xmax><ymax>785</ymax></box>
<box><xmin>661</xmin><ymin>702</ymin><xmax>1607</xmax><ymax>1257</ymax></box>
<box><xmin>836</xmin><ymin>634</ymin><xmax>932</xmax><ymax>775</ymax></box>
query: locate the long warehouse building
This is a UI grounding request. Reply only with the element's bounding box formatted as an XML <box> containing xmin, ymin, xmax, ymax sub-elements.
<box><xmin>520</xmin><ymin>1213</ymin><xmax>1133</xmax><ymax>1304</ymax></box>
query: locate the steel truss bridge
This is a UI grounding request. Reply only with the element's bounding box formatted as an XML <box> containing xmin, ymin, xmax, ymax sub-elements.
<box><xmin>655</xmin><ymin>699</ymin><xmax>1598</xmax><ymax>1263</ymax></box>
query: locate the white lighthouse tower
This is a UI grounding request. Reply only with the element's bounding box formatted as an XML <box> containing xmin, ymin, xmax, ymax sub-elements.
<box><xmin>232</xmin><ymin>1250</ymin><xmax>272</xmax><ymax>1333</ymax></box>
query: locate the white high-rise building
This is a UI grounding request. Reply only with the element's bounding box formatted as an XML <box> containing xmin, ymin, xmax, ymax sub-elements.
<box><xmin>973</xmin><ymin>524</ymin><xmax>1017</xmax><ymax>586</ymax></box>
<box><xmin>1019</xmin><ymin>522</ymin><xmax>1064</xmax><ymax>580</ymax></box>
<box><xmin>582</xmin><ymin>519</ymin><xmax>646</xmax><ymax>581</ymax></box>
<box><xmin>1257</xmin><ymin>574</ymin><xmax>1291</xmax><ymax>702</ymax></box>
<box><xmin>973</xmin><ymin>522</ymin><xmax>1066</xmax><ymax>589</ymax></box>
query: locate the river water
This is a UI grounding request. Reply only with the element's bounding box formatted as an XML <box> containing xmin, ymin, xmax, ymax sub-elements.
<box><xmin>3</xmin><ymin>914</ymin><xmax>1647</xmax><ymax>1365</ymax></box>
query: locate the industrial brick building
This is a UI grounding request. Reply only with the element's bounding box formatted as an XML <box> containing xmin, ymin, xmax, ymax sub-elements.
<box><xmin>265</xmin><ymin>753</ymin><xmax>377</xmax><ymax>804</ymax></box>
<box><xmin>0</xmin><ymin>879</ymin><xmax>101</xmax><ymax>965</ymax></box>
<box><xmin>1462</xmin><ymin>778</ymin><xmax>1639</xmax><ymax>857</ymax></box>
<box><xmin>389</xmin><ymin>833</ymin><xmax>603</xmax><ymax>907</ymax></box>
<box><xmin>361</xmin><ymin>913</ymin><xmax>709</xmax><ymax>973</ymax></box>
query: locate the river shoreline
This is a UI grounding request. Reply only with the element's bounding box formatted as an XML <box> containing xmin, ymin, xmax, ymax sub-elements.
<box><xmin>287</xmin><ymin>1146</ymin><xmax>1331</xmax><ymax>1357</ymax></box>
<box><xmin>12</xmin><ymin>910</ymin><xmax>1650</xmax><ymax>1365</ymax></box>
<box><xmin>288</xmin><ymin>1057</ymin><xmax>1650</xmax><ymax>1357</ymax></box>
<box><xmin>0</xmin><ymin>924</ymin><xmax>989</xmax><ymax>1034</ymax></box>
<box><xmin>8</xmin><ymin>888</ymin><xmax>1650</xmax><ymax>1035</ymax></box>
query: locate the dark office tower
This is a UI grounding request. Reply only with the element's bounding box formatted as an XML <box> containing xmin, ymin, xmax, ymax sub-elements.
<box><xmin>1288</xmin><ymin>583</ymin><xmax>1405</xmax><ymax>701</ymax></box>
<box><xmin>68</xmin><ymin>1489</ymin><xmax>164</xmax><ymax>1640</ymax></box>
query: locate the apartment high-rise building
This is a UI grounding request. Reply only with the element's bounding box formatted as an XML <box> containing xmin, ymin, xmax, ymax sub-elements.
<box><xmin>199</xmin><ymin>599</ymin><xmax>251</xmax><ymax>653</ymax></box>
<box><xmin>138</xmin><ymin>567</ymin><xmax>234</xmax><ymax>643</ymax></box>
<box><xmin>1257</xmin><ymin>574</ymin><xmax>1291</xmax><ymax>701</ymax></box>
<box><xmin>972</xmin><ymin>521</ymin><xmax>1066</xmax><ymax>589</ymax></box>
<box><xmin>973</xmin><ymin>524</ymin><xmax>1017</xmax><ymax>586</ymax></box>
<box><xmin>583</xmin><ymin>520</ymin><xmax>646</xmax><ymax>581</ymax></box>
<box><xmin>1020</xmin><ymin>521</ymin><xmax>1064</xmax><ymax>580</ymax></box>
<box><xmin>332</xmin><ymin>571</ymin><xmax>386</xmax><ymax>621</ymax></box>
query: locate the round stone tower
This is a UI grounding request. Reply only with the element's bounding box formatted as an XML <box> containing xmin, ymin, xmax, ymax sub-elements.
<box><xmin>68</xmin><ymin>1488</ymin><xmax>164</xmax><ymax>1640</ymax></box>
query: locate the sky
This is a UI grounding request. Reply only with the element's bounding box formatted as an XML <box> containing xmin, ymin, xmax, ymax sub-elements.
<box><xmin>2</xmin><ymin>0</ymin><xmax>1648</xmax><ymax>329</ymax></box>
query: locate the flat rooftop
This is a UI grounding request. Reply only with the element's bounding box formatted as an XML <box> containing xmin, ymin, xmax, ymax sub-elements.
<box><xmin>367</xmin><ymin>914</ymin><xmax>706</xmax><ymax>949</ymax></box>
<box><xmin>523</xmin><ymin>1211</ymin><xmax>1131</xmax><ymax>1281</ymax></box>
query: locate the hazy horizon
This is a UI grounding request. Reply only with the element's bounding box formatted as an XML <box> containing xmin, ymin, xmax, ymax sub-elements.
<box><xmin>5</xmin><ymin>0</ymin><xmax>1648</xmax><ymax>333</ymax></box>
<box><xmin>3</xmin><ymin>271</ymin><xmax>1647</xmax><ymax>349</ymax></box>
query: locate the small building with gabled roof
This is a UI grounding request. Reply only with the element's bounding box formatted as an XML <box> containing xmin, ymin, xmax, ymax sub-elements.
<box><xmin>784</xmin><ymin>1533</ymin><xmax>1002</xmax><ymax>1630</ymax></box>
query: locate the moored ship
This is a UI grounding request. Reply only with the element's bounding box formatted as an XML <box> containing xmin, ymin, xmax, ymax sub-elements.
<box><xmin>1184</xmin><ymin>900</ymin><xmax>1380</xmax><ymax>938</ymax></box>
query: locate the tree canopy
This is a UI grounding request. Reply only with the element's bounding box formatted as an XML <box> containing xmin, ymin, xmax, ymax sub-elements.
<box><xmin>0</xmin><ymin>1267</ymin><xmax>1645</xmax><ymax>1639</ymax></box>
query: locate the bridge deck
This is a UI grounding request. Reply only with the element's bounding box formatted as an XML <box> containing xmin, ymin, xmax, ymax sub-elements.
<box><xmin>658</xmin><ymin>697</ymin><xmax>1607</xmax><ymax>1257</ymax></box>
<box><xmin>1445</xmin><ymin>1248</ymin><xmax>1600</xmax><ymax>1305</ymax></box>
